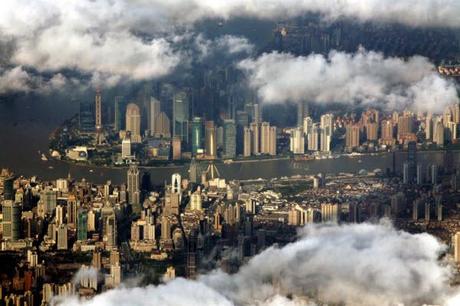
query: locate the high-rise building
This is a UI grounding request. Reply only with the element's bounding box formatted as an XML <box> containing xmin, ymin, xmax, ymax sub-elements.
<box><xmin>397</xmin><ymin>114</ymin><xmax>414</xmax><ymax>142</ymax></box>
<box><xmin>41</xmin><ymin>188</ymin><xmax>57</xmax><ymax>215</ymax></box>
<box><xmin>2</xmin><ymin>200</ymin><xmax>21</xmax><ymax>240</ymax></box>
<box><xmin>321</xmin><ymin>203</ymin><xmax>340</xmax><ymax>223</ymax></box>
<box><xmin>243</xmin><ymin>127</ymin><xmax>251</xmax><ymax>157</ymax></box>
<box><xmin>172</xmin><ymin>136</ymin><xmax>182</xmax><ymax>160</ymax></box>
<box><xmin>345</xmin><ymin>124</ymin><xmax>360</xmax><ymax>151</ymax></box>
<box><xmin>57</xmin><ymin>224</ymin><xmax>68</xmax><ymax>250</ymax></box>
<box><xmin>127</xmin><ymin>165</ymin><xmax>140</xmax><ymax>205</ymax></box>
<box><xmin>454</xmin><ymin>232</ymin><xmax>460</xmax><ymax>263</ymax></box>
<box><xmin>95</xmin><ymin>90</ymin><xmax>102</xmax><ymax>130</ymax></box>
<box><xmin>320</xmin><ymin>114</ymin><xmax>334</xmax><ymax>152</ymax></box>
<box><xmin>125</xmin><ymin>103</ymin><xmax>142</xmax><ymax>143</ymax></box>
<box><xmin>104</xmin><ymin>213</ymin><xmax>117</xmax><ymax>249</ymax></box>
<box><xmin>121</xmin><ymin>137</ymin><xmax>132</xmax><ymax>159</ymax></box>
<box><xmin>191</xmin><ymin>117</ymin><xmax>203</xmax><ymax>155</ymax></box>
<box><xmin>308</xmin><ymin>124</ymin><xmax>320</xmax><ymax>151</ymax></box>
<box><xmin>173</xmin><ymin>91</ymin><xmax>190</xmax><ymax>145</ymax></box>
<box><xmin>155</xmin><ymin>112</ymin><xmax>171</xmax><ymax>137</ymax></box>
<box><xmin>149</xmin><ymin>97</ymin><xmax>161</xmax><ymax>136</ymax></box>
<box><xmin>114</xmin><ymin>96</ymin><xmax>125</xmax><ymax>132</ymax></box>
<box><xmin>171</xmin><ymin>173</ymin><xmax>181</xmax><ymax>194</ymax></box>
<box><xmin>303</xmin><ymin>116</ymin><xmax>313</xmax><ymax>135</ymax></box>
<box><xmin>67</xmin><ymin>195</ymin><xmax>78</xmax><ymax>227</ymax></box>
<box><xmin>250</xmin><ymin>122</ymin><xmax>260</xmax><ymax>155</ymax></box>
<box><xmin>2</xmin><ymin>175</ymin><xmax>14</xmax><ymax>201</ymax></box>
<box><xmin>223</xmin><ymin>119</ymin><xmax>236</xmax><ymax>158</ymax></box>
<box><xmin>290</xmin><ymin>127</ymin><xmax>305</xmax><ymax>154</ymax></box>
<box><xmin>269</xmin><ymin>126</ymin><xmax>277</xmax><ymax>156</ymax></box>
<box><xmin>433</xmin><ymin>120</ymin><xmax>445</xmax><ymax>146</ymax></box>
<box><xmin>366</xmin><ymin>122</ymin><xmax>378</xmax><ymax>141</ymax></box>
<box><xmin>381</xmin><ymin>120</ymin><xmax>394</xmax><ymax>145</ymax></box>
<box><xmin>205</xmin><ymin>121</ymin><xmax>217</xmax><ymax>159</ymax></box>
<box><xmin>260</xmin><ymin>122</ymin><xmax>271</xmax><ymax>154</ymax></box>
<box><xmin>425</xmin><ymin>114</ymin><xmax>433</xmax><ymax>140</ymax></box>
<box><xmin>79</xmin><ymin>100</ymin><xmax>95</xmax><ymax>132</ymax></box>
<box><xmin>253</xmin><ymin>103</ymin><xmax>261</xmax><ymax>124</ymax></box>
<box><xmin>77</xmin><ymin>209</ymin><xmax>88</xmax><ymax>241</ymax></box>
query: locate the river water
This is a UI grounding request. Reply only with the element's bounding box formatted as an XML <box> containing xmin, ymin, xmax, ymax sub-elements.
<box><xmin>0</xmin><ymin>96</ymin><xmax>457</xmax><ymax>185</ymax></box>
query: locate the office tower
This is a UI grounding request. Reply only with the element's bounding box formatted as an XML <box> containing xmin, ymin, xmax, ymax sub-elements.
<box><xmin>403</xmin><ymin>162</ymin><xmax>410</xmax><ymax>184</ymax></box>
<box><xmin>125</xmin><ymin>103</ymin><xmax>142</xmax><ymax>143</ymax></box>
<box><xmin>236</xmin><ymin>111</ymin><xmax>249</xmax><ymax>127</ymax></box>
<box><xmin>172</xmin><ymin>173</ymin><xmax>181</xmax><ymax>194</ymax></box>
<box><xmin>114</xmin><ymin>96</ymin><xmax>124</xmax><ymax>132</ymax></box>
<box><xmin>269</xmin><ymin>126</ymin><xmax>277</xmax><ymax>156</ymax></box>
<box><xmin>320</xmin><ymin>114</ymin><xmax>334</xmax><ymax>152</ymax></box>
<box><xmin>431</xmin><ymin>164</ymin><xmax>438</xmax><ymax>185</ymax></box>
<box><xmin>444</xmin><ymin>107</ymin><xmax>452</xmax><ymax>124</ymax></box>
<box><xmin>217</xmin><ymin>126</ymin><xmax>225</xmax><ymax>149</ymax></box>
<box><xmin>366</xmin><ymin>122</ymin><xmax>378</xmax><ymax>141</ymax></box>
<box><xmin>345</xmin><ymin>124</ymin><xmax>360</xmax><ymax>151</ymax></box>
<box><xmin>381</xmin><ymin>120</ymin><xmax>394</xmax><ymax>145</ymax></box>
<box><xmin>321</xmin><ymin>203</ymin><xmax>340</xmax><ymax>223</ymax></box>
<box><xmin>250</xmin><ymin>122</ymin><xmax>260</xmax><ymax>155</ymax></box>
<box><xmin>149</xmin><ymin>97</ymin><xmax>161</xmax><ymax>136</ymax></box>
<box><xmin>161</xmin><ymin>216</ymin><xmax>171</xmax><ymax>241</ymax></box>
<box><xmin>77</xmin><ymin>209</ymin><xmax>88</xmax><ymax>241</ymax></box>
<box><xmin>454</xmin><ymin>232</ymin><xmax>460</xmax><ymax>263</ymax></box>
<box><xmin>433</xmin><ymin>120</ymin><xmax>445</xmax><ymax>146</ymax></box>
<box><xmin>243</xmin><ymin>127</ymin><xmax>251</xmax><ymax>157</ymax></box>
<box><xmin>253</xmin><ymin>103</ymin><xmax>261</xmax><ymax>124</ymax></box>
<box><xmin>191</xmin><ymin>117</ymin><xmax>203</xmax><ymax>155</ymax></box>
<box><xmin>424</xmin><ymin>202</ymin><xmax>431</xmax><ymax>222</ymax></box>
<box><xmin>297</xmin><ymin>101</ymin><xmax>308</xmax><ymax>127</ymax></box>
<box><xmin>127</xmin><ymin>165</ymin><xmax>140</xmax><ymax>205</ymax></box>
<box><xmin>79</xmin><ymin>100</ymin><xmax>95</xmax><ymax>132</ymax></box>
<box><xmin>41</xmin><ymin>188</ymin><xmax>57</xmax><ymax>215</ymax></box>
<box><xmin>66</xmin><ymin>195</ymin><xmax>78</xmax><ymax>227</ymax></box>
<box><xmin>173</xmin><ymin>91</ymin><xmax>190</xmax><ymax>144</ymax></box>
<box><xmin>190</xmin><ymin>191</ymin><xmax>202</xmax><ymax>211</ymax></box>
<box><xmin>105</xmin><ymin>213</ymin><xmax>117</xmax><ymax>249</ymax></box>
<box><xmin>425</xmin><ymin>114</ymin><xmax>433</xmax><ymax>140</ymax></box>
<box><xmin>87</xmin><ymin>210</ymin><xmax>96</xmax><ymax>232</ymax></box>
<box><xmin>172</xmin><ymin>136</ymin><xmax>182</xmax><ymax>160</ymax></box>
<box><xmin>57</xmin><ymin>224</ymin><xmax>68</xmax><ymax>250</ymax></box>
<box><xmin>453</xmin><ymin>103</ymin><xmax>460</xmax><ymax>123</ymax></box>
<box><xmin>155</xmin><ymin>112</ymin><xmax>171</xmax><ymax>137</ymax></box>
<box><xmin>291</xmin><ymin>127</ymin><xmax>305</xmax><ymax>154</ymax></box>
<box><xmin>121</xmin><ymin>137</ymin><xmax>131</xmax><ymax>159</ymax></box>
<box><xmin>406</xmin><ymin>141</ymin><xmax>417</xmax><ymax>184</ymax></box>
<box><xmin>2</xmin><ymin>175</ymin><xmax>14</xmax><ymax>200</ymax></box>
<box><xmin>223</xmin><ymin>119</ymin><xmax>236</xmax><ymax>158</ymax></box>
<box><xmin>95</xmin><ymin>90</ymin><xmax>102</xmax><ymax>130</ymax></box>
<box><xmin>205</xmin><ymin>121</ymin><xmax>217</xmax><ymax>159</ymax></box>
<box><xmin>2</xmin><ymin>200</ymin><xmax>21</xmax><ymax>240</ymax></box>
<box><xmin>56</xmin><ymin>178</ymin><xmax>68</xmax><ymax>193</ymax></box>
<box><xmin>397</xmin><ymin>114</ymin><xmax>414</xmax><ymax>142</ymax></box>
<box><xmin>55</xmin><ymin>205</ymin><xmax>64</xmax><ymax>226</ymax></box>
<box><xmin>446</xmin><ymin>121</ymin><xmax>458</xmax><ymax>142</ymax></box>
<box><xmin>416</xmin><ymin>164</ymin><xmax>424</xmax><ymax>185</ymax></box>
<box><xmin>303</xmin><ymin>116</ymin><xmax>313</xmax><ymax>135</ymax></box>
<box><xmin>260</xmin><ymin>122</ymin><xmax>271</xmax><ymax>154</ymax></box>
<box><xmin>390</xmin><ymin>192</ymin><xmax>406</xmax><ymax>217</ymax></box>
<box><xmin>308</xmin><ymin>123</ymin><xmax>320</xmax><ymax>151</ymax></box>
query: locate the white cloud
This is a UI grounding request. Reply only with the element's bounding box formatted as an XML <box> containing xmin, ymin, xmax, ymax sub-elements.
<box><xmin>59</xmin><ymin>222</ymin><xmax>459</xmax><ymax>306</ymax></box>
<box><xmin>238</xmin><ymin>49</ymin><xmax>459</xmax><ymax>113</ymax></box>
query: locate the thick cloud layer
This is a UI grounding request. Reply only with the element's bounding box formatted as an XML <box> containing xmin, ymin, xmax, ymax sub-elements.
<box><xmin>1</xmin><ymin>0</ymin><xmax>460</xmax><ymax>93</ymax></box>
<box><xmin>60</xmin><ymin>222</ymin><xmax>458</xmax><ymax>306</ymax></box>
<box><xmin>238</xmin><ymin>49</ymin><xmax>459</xmax><ymax>113</ymax></box>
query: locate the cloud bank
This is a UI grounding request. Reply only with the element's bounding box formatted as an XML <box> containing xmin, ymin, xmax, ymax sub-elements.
<box><xmin>1</xmin><ymin>0</ymin><xmax>459</xmax><ymax>95</ymax></box>
<box><xmin>238</xmin><ymin>49</ymin><xmax>459</xmax><ymax>113</ymax></box>
<box><xmin>60</xmin><ymin>222</ymin><xmax>459</xmax><ymax>306</ymax></box>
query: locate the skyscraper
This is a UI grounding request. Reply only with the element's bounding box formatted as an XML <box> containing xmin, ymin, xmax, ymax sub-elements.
<box><xmin>173</xmin><ymin>91</ymin><xmax>190</xmax><ymax>145</ymax></box>
<box><xmin>269</xmin><ymin>126</ymin><xmax>277</xmax><ymax>156</ymax></box>
<box><xmin>95</xmin><ymin>90</ymin><xmax>102</xmax><ymax>130</ymax></box>
<box><xmin>433</xmin><ymin>120</ymin><xmax>445</xmax><ymax>146</ymax></box>
<box><xmin>79</xmin><ymin>100</ymin><xmax>95</xmax><ymax>132</ymax></box>
<box><xmin>77</xmin><ymin>209</ymin><xmax>88</xmax><ymax>241</ymax></box>
<box><xmin>243</xmin><ymin>127</ymin><xmax>251</xmax><ymax>157</ymax></box>
<box><xmin>260</xmin><ymin>122</ymin><xmax>271</xmax><ymax>154</ymax></box>
<box><xmin>345</xmin><ymin>124</ymin><xmax>360</xmax><ymax>151</ymax></box>
<box><xmin>290</xmin><ymin>127</ymin><xmax>305</xmax><ymax>154</ymax></box>
<box><xmin>307</xmin><ymin>124</ymin><xmax>320</xmax><ymax>151</ymax></box>
<box><xmin>125</xmin><ymin>103</ymin><xmax>142</xmax><ymax>143</ymax></box>
<box><xmin>223</xmin><ymin>119</ymin><xmax>236</xmax><ymax>158</ymax></box>
<box><xmin>381</xmin><ymin>120</ymin><xmax>394</xmax><ymax>146</ymax></box>
<box><xmin>127</xmin><ymin>165</ymin><xmax>140</xmax><ymax>205</ymax></box>
<box><xmin>250</xmin><ymin>122</ymin><xmax>260</xmax><ymax>155</ymax></box>
<box><xmin>2</xmin><ymin>200</ymin><xmax>21</xmax><ymax>240</ymax></box>
<box><xmin>57</xmin><ymin>224</ymin><xmax>68</xmax><ymax>250</ymax></box>
<box><xmin>191</xmin><ymin>117</ymin><xmax>203</xmax><ymax>155</ymax></box>
<box><xmin>149</xmin><ymin>97</ymin><xmax>161</xmax><ymax>136</ymax></box>
<box><xmin>172</xmin><ymin>136</ymin><xmax>182</xmax><ymax>160</ymax></box>
<box><xmin>155</xmin><ymin>112</ymin><xmax>171</xmax><ymax>137</ymax></box>
<box><xmin>205</xmin><ymin>121</ymin><xmax>217</xmax><ymax>159</ymax></box>
<box><xmin>114</xmin><ymin>96</ymin><xmax>124</xmax><ymax>132</ymax></box>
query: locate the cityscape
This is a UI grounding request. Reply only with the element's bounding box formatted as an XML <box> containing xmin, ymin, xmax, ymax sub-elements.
<box><xmin>2</xmin><ymin>1</ymin><xmax>460</xmax><ymax>306</ymax></box>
